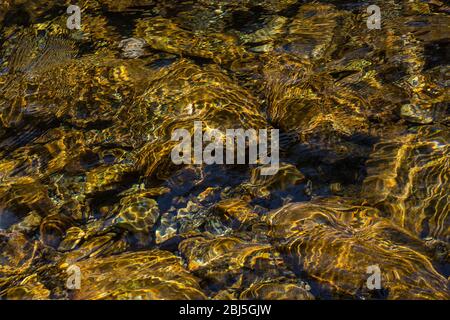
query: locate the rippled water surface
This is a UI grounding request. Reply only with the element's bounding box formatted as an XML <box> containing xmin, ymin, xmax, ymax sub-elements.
<box><xmin>0</xmin><ymin>0</ymin><xmax>449</xmax><ymax>300</ymax></box>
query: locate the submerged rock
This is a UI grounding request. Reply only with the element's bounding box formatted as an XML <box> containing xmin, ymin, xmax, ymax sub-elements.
<box><xmin>135</xmin><ymin>17</ymin><xmax>251</xmax><ymax>65</ymax></box>
<box><xmin>119</xmin><ymin>38</ymin><xmax>147</xmax><ymax>59</ymax></box>
<box><xmin>179</xmin><ymin>235</ymin><xmax>310</xmax><ymax>297</ymax></box>
<box><xmin>72</xmin><ymin>250</ymin><xmax>207</xmax><ymax>300</ymax></box>
<box><xmin>265</xmin><ymin>197</ymin><xmax>449</xmax><ymax>299</ymax></box>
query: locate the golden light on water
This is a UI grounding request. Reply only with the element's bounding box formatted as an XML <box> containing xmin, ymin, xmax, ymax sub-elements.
<box><xmin>0</xmin><ymin>0</ymin><xmax>448</xmax><ymax>300</ymax></box>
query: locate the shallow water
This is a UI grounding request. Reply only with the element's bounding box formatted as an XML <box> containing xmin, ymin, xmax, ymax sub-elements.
<box><xmin>0</xmin><ymin>0</ymin><xmax>448</xmax><ymax>300</ymax></box>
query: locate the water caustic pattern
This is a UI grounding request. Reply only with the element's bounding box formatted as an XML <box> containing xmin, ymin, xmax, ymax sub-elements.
<box><xmin>0</xmin><ymin>0</ymin><xmax>448</xmax><ymax>300</ymax></box>
<box><xmin>363</xmin><ymin>126</ymin><xmax>449</xmax><ymax>242</ymax></box>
